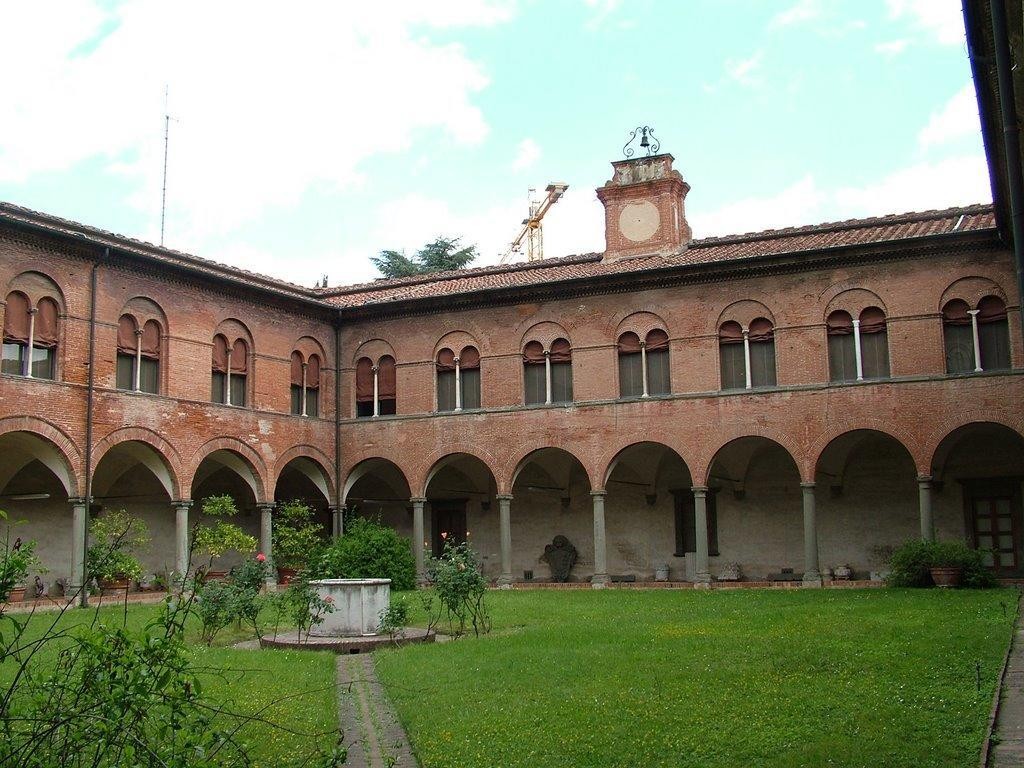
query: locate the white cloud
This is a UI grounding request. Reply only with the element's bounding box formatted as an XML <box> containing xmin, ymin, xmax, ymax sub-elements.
<box><xmin>834</xmin><ymin>154</ymin><xmax>990</xmax><ymax>214</ymax></box>
<box><xmin>886</xmin><ymin>0</ymin><xmax>964</xmax><ymax>45</ymax></box>
<box><xmin>874</xmin><ymin>39</ymin><xmax>910</xmax><ymax>56</ymax></box>
<box><xmin>583</xmin><ymin>0</ymin><xmax>622</xmax><ymax>30</ymax></box>
<box><xmin>0</xmin><ymin>1</ymin><xmax>508</xmax><ymax>246</ymax></box>
<box><xmin>512</xmin><ymin>138</ymin><xmax>541</xmax><ymax>172</ymax></box>
<box><xmin>725</xmin><ymin>51</ymin><xmax>763</xmax><ymax>86</ymax></box>
<box><xmin>769</xmin><ymin>0</ymin><xmax>821</xmax><ymax>30</ymax></box>
<box><xmin>690</xmin><ymin>176</ymin><xmax>823</xmax><ymax>238</ymax></box>
<box><xmin>918</xmin><ymin>84</ymin><xmax>981</xmax><ymax>149</ymax></box>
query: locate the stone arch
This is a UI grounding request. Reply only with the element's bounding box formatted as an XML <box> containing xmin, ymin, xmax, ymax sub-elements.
<box><xmin>697</xmin><ymin>431</ymin><xmax>803</xmax><ymax>488</ymax></box>
<box><xmin>519</xmin><ymin>321</ymin><xmax>573</xmax><ymax>351</ymax></box>
<box><xmin>433</xmin><ymin>330</ymin><xmax>482</xmax><ymax>360</ymax></box>
<box><xmin>812</xmin><ymin>428</ymin><xmax>917</xmax><ymax>492</ymax></box>
<box><xmin>341</xmin><ymin>457</ymin><xmax>412</xmax><ymax>506</ymax></box>
<box><xmin>715</xmin><ymin>299</ymin><xmax>776</xmax><ymax>332</ymax></box>
<box><xmin>186</xmin><ymin>438</ymin><xmax>268</xmax><ymax>502</ymax></box>
<box><xmin>5</xmin><ymin>270</ymin><xmax>66</xmax><ymax>311</ymax></box>
<box><xmin>422</xmin><ymin>450</ymin><xmax>500</xmax><ymax>498</ymax></box>
<box><xmin>507</xmin><ymin>445</ymin><xmax>594</xmax><ymax>494</ymax></box>
<box><xmin>600</xmin><ymin>439</ymin><xmax>693</xmax><ymax>488</ymax></box>
<box><xmin>272</xmin><ymin>445</ymin><xmax>335</xmax><ymax>503</ymax></box>
<box><xmin>939</xmin><ymin>276</ymin><xmax>1008</xmax><ymax>312</ymax></box>
<box><xmin>823</xmin><ymin>287</ymin><xmax>888</xmax><ymax>319</ymax></box>
<box><xmin>352</xmin><ymin>338</ymin><xmax>396</xmax><ymax>367</ymax></box>
<box><xmin>92</xmin><ymin>427</ymin><xmax>183</xmax><ymax>499</ymax></box>
<box><xmin>121</xmin><ymin>296</ymin><xmax>168</xmax><ymax>331</ymax></box>
<box><xmin>293</xmin><ymin>335</ymin><xmax>329</xmax><ymax>365</ymax></box>
<box><xmin>614</xmin><ymin>311</ymin><xmax>669</xmax><ymax>341</ymax></box>
<box><xmin>928</xmin><ymin>420</ymin><xmax>1024</xmax><ymax>481</ymax></box>
<box><xmin>805</xmin><ymin>420</ymin><xmax>923</xmax><ymax>480</ymax></box>
<box><xmin>0</xmin><ymin>418</ymin><xmax>81</xmax><ymax>497</ymax></box>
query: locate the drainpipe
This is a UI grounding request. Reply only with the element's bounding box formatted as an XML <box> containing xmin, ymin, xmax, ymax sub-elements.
<box><xmin>990</xmin><ymin>0</ymin><xmax>1024</xmax><ymax>343</ymax></box>
<box><xmin>81</xmin><ymin>251</ymin><xmax>104</xmax><ymax>607</ymax></box>
<box><xmin>333</xmin><ymin>319</ymin><xmax>343</xmax><ymax>534</ymax></box>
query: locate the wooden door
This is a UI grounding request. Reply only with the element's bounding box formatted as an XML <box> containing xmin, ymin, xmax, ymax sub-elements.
<box><xmin>967</xmin><ymin>481</ymin><xmax>1022</xmax><ymax>575</ymax></box>
<box><xmin>432</xmin><ymin>500</ymin><xmax>467</xmax><ymax>556</ymax></box>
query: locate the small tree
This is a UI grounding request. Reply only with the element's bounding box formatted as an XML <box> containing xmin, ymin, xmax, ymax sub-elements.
<box><xmin>272</xmin><ymin>500</ymin><xmax>325</xmax><ymax>574</ymax></box>
<box><xmin>310</xmin><ymin>517</ymin><xmax>415</xmax><ymax>590</ymax></box>
<box><xmin>193</xmin><ymin>495</ymin><xmax>257</xmax><ymax>576</ymax></box>
<box><xmin>371</xmin><ymin>236</ymin><xmax>477</xmax><ymax>278</ymax></box>
<box><xmin>86</xmin><ymin>510</ymin><xmax>149</xmax><ymax>584</ymax></box>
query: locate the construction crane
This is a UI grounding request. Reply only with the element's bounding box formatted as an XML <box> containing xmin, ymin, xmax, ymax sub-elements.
<box><xmin>501</xmin><ymin>183</ymin><xmax>568</xmax><ymax>263</ymax></box>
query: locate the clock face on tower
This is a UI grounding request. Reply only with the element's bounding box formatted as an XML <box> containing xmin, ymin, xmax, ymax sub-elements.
<box><xmin>618</xmin><ymin>200</ymin><xmax>661</xmax><ymax>243</ymax></box>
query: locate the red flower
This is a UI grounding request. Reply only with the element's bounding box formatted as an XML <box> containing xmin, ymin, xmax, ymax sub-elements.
<box><xmin>256</xmin><ymin>552</ymin><xmax>266</xmax><ymax>562</ymax></box>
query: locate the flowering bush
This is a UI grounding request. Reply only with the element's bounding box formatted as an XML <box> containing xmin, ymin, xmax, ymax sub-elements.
<box><xmin>426</xmin><ymin>542</ymin><xmax>491</xmax><ymax>637</ymax></box>
<box><xmin>86</xmin><ymin>510</ymin><xmax>149</xmax><ymax>583</ymax></box>
<box><xmin>887</xmin><ymin>539</ymin><xmax>997</xmax><ymax>588</ymax></box>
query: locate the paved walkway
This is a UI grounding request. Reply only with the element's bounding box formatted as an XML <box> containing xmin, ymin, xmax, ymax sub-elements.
<box><xmin>990</xmin><ymin>597</ymin><xmax>1024</xmax><ymax>767</ymax></box>
<box><xmin>336</xmin><ymin>654</ymin><xmax>417</xmax><ymax>768</ymax></box>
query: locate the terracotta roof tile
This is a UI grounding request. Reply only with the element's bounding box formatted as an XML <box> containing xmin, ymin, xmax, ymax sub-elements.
<box><xmin>320</xmin><ymin>204</ymin><xmax>996</xmax><ymax>308</ymax></box>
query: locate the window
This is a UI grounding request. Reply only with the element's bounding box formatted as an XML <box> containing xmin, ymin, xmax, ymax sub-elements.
<box><xmin>436</xmin><ymin>348</ymin><xmax>457</xmax><ymax>411</ymax></box>
<box><xmin>944</xmin><ymin>296</ymin><xmax>1011</xmax><ymax>374</ymax></box>
<box><xmin>827</xmin><ymin>310</ymin><xmax>856</xmax><ymax>382</ymax></box>
<box><xmin>2</xmin><ymin>292</ymin><xmax>58</xmax><ymax>380</ymax></box>
<box><xmin>522</xmin><ymin>338</ymin><xmax>572</xmax><ymax>404</ymax></box>
<box><xmin>748</xmin><ymin>318</ymin><xmax>776</xmax><ymax>387</ymax></box>
<box><xmin>437</xmin><ymin>346</ymin><xmax>481</xmax><ymax>411</ymax></box>
<box><xmin>550</xmin><ymin>338</ymin><xmax>573</xmax><ymax>403</ymax></box>
<box><xmin>859</xmin><ymin>307</ymin><xmax>890</xmax><ymax>379</ymax></box>
<box><xmin>978</xmin><ymin>296</ymin><xmax>1011</xmax><ymax>371</ymax></box>
<box><xmin>674</xmin><ymin>490</ymin><xmax>718</xmax><ymax>557</ymax></box>
<box><xmin>645</xmin><ymin>329</ymin><xmax>670</xmax><ymax>395</ymax></box>
<box><xmin>290</xmin><ymin>351</ymin><xmax>321</xmax><ymax>417</ymax></box>
<box><xmin>211</xmin><ymin>334</ymin><xmax>247</xmax><ymax>406</ymax></box>
<box><xmin>116</xmin><ymin>315</ymin><xmax>161</xmax><ymax>394</ymax></box>
<box><xmin>355</xmin><ymin>354</ymin><xmax>396</xmax><ymax>417</ymax></box>
<box><xmin>523</xmin><ymin>341</ymin><xmax>546</xmax><ymax>405</ymax></box>
<box><xmin>718</xmin><ymin>321</ymin><xmax>745</xmax><ymax>390</ymax></box>
<box><xmin>617</xmin><ymin>332</ymin><xmax>643</xmax><ymax>398</ymax></box>
<box><xmin>460</xmin><ymin>346</ymin><xmax>481</xmax><ymax>410</ymax></box>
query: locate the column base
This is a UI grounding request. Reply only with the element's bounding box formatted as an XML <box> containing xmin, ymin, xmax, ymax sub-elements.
<box><xmin>693</xmin><ymin>573</ymin><xmax>713</xmax><ymax>589</ymax></box>
<box><xmin>496</xmin><ymin>574</ymin><xmax>515</xmax><ymax>589</ymax></box>
<box><xmin>590</xmin><ymin>573</ymin><xmax>611</xmax><ymax>588</ymax></box>
<box><xmin>802</xmin><ymin>572</ymin><xmax>823</xmax><ymax>588</ymax></box>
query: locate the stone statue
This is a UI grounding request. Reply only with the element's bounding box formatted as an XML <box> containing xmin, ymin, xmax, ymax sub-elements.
<box><xmin>541</xmin><ymin>535</ymin><xmax>578</xmax><ymax>582</ymax></box>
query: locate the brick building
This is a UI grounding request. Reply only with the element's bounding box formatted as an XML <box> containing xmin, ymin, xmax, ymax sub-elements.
<box><xmin>1</xmin><ymin>143</ymin><xmax>1022</xmax><ymax>593</ymax></box>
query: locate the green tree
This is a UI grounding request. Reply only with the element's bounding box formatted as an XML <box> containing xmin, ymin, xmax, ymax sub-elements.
<box><xmin>371</xmin><ymin>236</ymin><xmax>477</xmax><ymax>278</ymax></box>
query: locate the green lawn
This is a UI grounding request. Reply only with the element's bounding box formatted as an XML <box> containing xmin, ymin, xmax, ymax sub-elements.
<box><xmin>0</xmin><ymin>602</ymin><xmax>337</xmax><ymax>768</ymax></box>
<box><xmin>375</xmin><ymin>588</ymin><xmax>1018</xmax><ymax>768</ymax></box>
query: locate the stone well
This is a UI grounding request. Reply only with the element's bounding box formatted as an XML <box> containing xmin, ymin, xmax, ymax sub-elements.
<box><xmin>309</xmin><ymin>578</ymin><xmax>390</xmax><ymax>637</ymax></box>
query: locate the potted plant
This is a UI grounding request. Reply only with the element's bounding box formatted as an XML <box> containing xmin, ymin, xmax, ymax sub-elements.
<box><xmin>193</xmin><ymin>495</ymin><xmax>257</xmax><ymax>581</ymax></box>
<box><xmin>272</xmin><ymin>500</ymin><xmax>325</xmax><ymax>584</ymax></box>
<box><xmin>2</xmin><ymin>537</ymin><xmax>40</xmax><ymax>604</ymax></box>
<box><xmin>86</xmin><ymin>510</ymin><xmax>148</xmax><ymax>594</ymax></box>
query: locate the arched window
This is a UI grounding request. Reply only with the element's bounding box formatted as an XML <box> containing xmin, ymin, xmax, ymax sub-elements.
<box><xmin>522</xmin><ymin>339</ymin><xmax>572</xmax><ymax>405</ymax></box>
<box><xmin>550</xmin><ymin>338</ymin><xmax>573</xmax><ymax>403</ymax></box>
<box><xmin>436</xmin><ymin>348</ymin><xmax>456</xmax><ymax>411</ymax></box>
<box><xmin>436</xmin><ymin>345</ymin><xmax>481</xmax><ymax>412</ymax></box>
<box><xmin>978</xmin><ymin>296</ymin><xmax>1011</xmax><ymax>371</ymax></box>
<box><xmin>859</xmin><ymin>307</ymin><xmax>889</xmax><ymax>379</ymax></box>
<box><xmin>944</xmin><ymin>296</ymin><xmax>1011</xmax><ymax>374</ymax></box>
<box><xmin>719</xmin><ymin>318</ymin><xmax>776</xmax><ymax>390</ymax></box>
<box><xmin>827</xmin><ymin>310</ymin><xmax>855</xmax><ymax>383</ymax></box>
<box><xmin>523</xmin><ymin>341</ymin><xmax>546</xmax><ymax>405</ymax></box>
<box><xmin>645</xmin><ymin>329</ymin><xmax>670</xmax><ymax>395</ymax></box>
<box><xmin>460</xmin><ymin>346</ymin><xmax>481</xmax><ymax>410</ymax></box>
<box><xmin>617</xmin><ymin>332</ymin><xmax>643</xmax><ymax>398</ymax></box>
<box><xmin>355</xmin><ymin>355</ymin><xmax>396</xmax><ymax>417</ymax></box>
<box><xmin>290</xmin><ymin>352</ymin><xmax>321</xmax><ymax>417</ymax></box>
<box><xmin>2</xmin><ymin>292</ymin><xmax>58</xmax><ymax>380</ymax></box>
<box><xmin>116</xmin><ymin>315</ymin><xmax>161</xmax><ymax>393</ymax></box>
<box><xmin>211</xmin><ymin>335</ymin><xmax>248</xmax><ymax>406</ymax></box>
<box><xmin>618</xmin><ymin>329</ymin><xmax>669</xmax><ymax>398</ymax></box>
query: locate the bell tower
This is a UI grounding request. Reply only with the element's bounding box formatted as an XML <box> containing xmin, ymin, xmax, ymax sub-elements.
<box><xmin>596</xmin><ymin>127</ymin><xmax>691</xmax><ymax>261</ymax></box>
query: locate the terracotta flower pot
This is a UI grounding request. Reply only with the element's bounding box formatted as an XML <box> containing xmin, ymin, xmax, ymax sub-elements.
<box><xmin>7</xmin><ymin>585</ymin><xmax>27</xmax><ymax>603</ymax></box>
<box><xmin>203</xmin><ymin>570</ymin><xmax>228</xmax><ymax>583</ymax></box>
<box><xmin>929</xmin><ymin>566</ymin><xmax>963</xmax><ymax>588</ymax></box>
<box><xmin>277</xmin><ymin>567</ymin><xmax>298</xmax><ymax>585</ymax></box>
<box><xmin>100</xmin><ymin>577</ymin><xmax>132</xmax><ymax>595</ymax></box>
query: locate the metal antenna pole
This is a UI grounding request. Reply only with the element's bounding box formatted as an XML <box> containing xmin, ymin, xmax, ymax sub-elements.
<box><xmin>160</xmin><ymin>85</ymin><xmax>170</xmax><ymax>247</ymax></box>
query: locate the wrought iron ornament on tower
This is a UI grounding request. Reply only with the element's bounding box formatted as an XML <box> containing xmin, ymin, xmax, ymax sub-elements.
<box><xmin>623</xmin><ymin>126</ymin><xmax>661</xmax><ymax>158</ymax></box>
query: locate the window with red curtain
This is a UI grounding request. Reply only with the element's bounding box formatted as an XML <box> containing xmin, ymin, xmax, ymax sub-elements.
<box><xmin>718</xmin><ymin>321</ymin><xmax>745</xmax><ymax>390</ymax></box>
<box><xmin>617</xmin><ymin>332</ymin><xmax>643</xmax><ymax>398</ymax></box>
<box><xmin>859</xmin><ymin>307</ymin><xmax>890</xmax><ymax>379</ymax></box>
<box><xmin>436</xmin><ymin>348</ymin><xmax>457</xmax><ymax>412</ymax></box>
<box><xmin>942</xmin><ymin>299</ymin><xmax>974</xmax><ymax>374</ymax></box>
<box><xmin>826</xmin><ymin>311</ymin><xmax>855</xmax><ymax>383</ymax></box>
<box><xmin>116</xmin><ymin>314</ymin><xmax>138</xmax><ymax>390</ymax></box>
<box><xmin>355</xmin><ymin>357</ymin><xmax>374</xmax><ymax>417</ymax></box>
<box><xmin>306</xmin><ymin>354</ymin><xmax>321</xmax><ymax>417</ymax></box>
<box><xmin>978</xmin><ymin>295</ymin><xmax>1011</xmax><ymax>371</ymax></box>
<box><xmin>290</xmin><ymin>351</ymin><xmax>304</xmax><ymax>415</ymax></box>
<box><xmin>461</xmin><ymin>346</ymin><xmax>481</xmax><ymax>410</ymax></box>
<box><xmin>645</xmin><ymin>328</ymin><xmax>670</xmax><ymax>395</ymax></box>
<box><xmin>377</xmin><ymin>355</ymin><xmax>396</xmax><ymax>415</ymax></box>
<box><xmin>550</xmin><ymin>338</ymin><xmax>573</xmax><ymax>403</ymax></box>
<box><xmin>211</xmin><ymin>334</ymin><xmax>229</xmax><ymax>403</ymax></box>
<box><xmin>140</xmin><ymin>320</ymin><xmax>161</xmax><ymax>393</ymax></box>
<box><xmin>748</xmin><ymin>318</ymin><xmax>776</xmax><ymax>387</ymax></box>
<box><xmin>523</xmin><ymin>340</ymin><xmax>546</xmax><ymax>405</ymax></box>
<box><xmin>229</xmin><ymin>339</ymin><xmax>249</xmax><ymax>406</ymax></box>
<box><xmin>2</xmin><ymin>291</ymin><xmax>30</xmax><ymax>376</ymax></box>
<box><xmin>30</xmin><ymin>297</ymin><xmax>59</xmax><ymax>380</ymax></box>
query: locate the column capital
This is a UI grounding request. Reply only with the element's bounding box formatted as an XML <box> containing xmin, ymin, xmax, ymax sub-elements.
<box><xmin>590</xmin><ymin>489</ymin><xmax>607</xmax><ymax>498</ymax></box>
<box><xmin>690</xmin><ymin>485</ymin><xmax>709</xmax><ymax>496</ymax></box>
<box><xmin>800</xmin><ymin>481</ymin><xmax>816</xmax><ymax>490</ymax></box>
<box><xmin>328</xmin><ymin>503</ymin><xmax>342</xmax><ymax>512</ymax></box>
<box><xmin>256</xmin><ymin>501</ymin><xmax>276</xmax><ymax>512</ymax></box>
<box><xmin>68</xmin><ymin>496</ymin><xmax>88</xmax><ymax>507</ymax></box>
<box><xmin>171</xmin><ymin>499</ymin><xmax>193</xmax><ymax>509</ymax></box>
<box><xmin>496</xmin><ymin>494</ymin><xmax>514</xmax><ymax>502</ymax></box>
<box><xmin>410</xmin><ymin>496</ymin><xmax>427</xmax><ymax>505</ymax></box>
<box><xmin>916</xmin><ymin>474</ymin><xmax>933</xmax><ymax>484</ymax></box>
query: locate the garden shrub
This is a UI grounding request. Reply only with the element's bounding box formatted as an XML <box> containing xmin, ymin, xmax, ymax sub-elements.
<box><xmin>273</xmin><ymin>500</ymin><xmax>326</xmax><ymax>571</ymax></box>
<box><xmin>311</xmin><ymin>517</ymin><xmax>415</xmax><ymax>590</ymax></box>
<box><xmin>426</xmin><ymin>542</ymin><xmax>491</xmax><ymax>637</ymax></box>
<box><xmin>193</xmin><ymin>495</ymin><xmax>258</xmax><ymax>571</ymax></box>
<box><xmin>195</xmin><ymin>555</ymin><xmax>270</xmax><ymax>644</ymax></box>
<box><xmin>86</xmin><ymin>509</ymin><xmax>149</xmax><ymax>583</ymax></box>
<box><xmin>887</xmin><ymin>539</ymin><xmax>997</xmax><ymax>588</ymax></box>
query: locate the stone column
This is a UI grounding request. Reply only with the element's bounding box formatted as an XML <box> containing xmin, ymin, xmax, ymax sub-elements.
<box><xmin>329</xmin><ymin>505</ymin><xmax>343</xmax><ymax>538</ymax></box>
<box><xmin>801</xmin><ymin>482</ymin><xmax>822</xmax><ymax>587</ymax></box>
<box><xmin>69</xmin><ymin>497</ymin><xmax>88</xmax><ymax>603</ymax></box>
<box><xmin>918</xmin><ymin>475</ymin><xmax>935</xmax><ymax>542</ymax></box>
<box><xmin>172</xmin><ymin>500</ymin><xmax>191</xmax><ymax>584</ymax></box>
<box><xmin>497</xmin><ymin>494</ymin><xmax>513</xmax><ymax>587</ymax></box>
<box><xmin>257</xmin><ymin>502</ymin><xmax>276</xmax><ymax>584</ymax></box>
<box><xmin>591</xmin><ymin>490</ymin><xmax>610</xmax><ymax>587</ymax></box>
<box><xmin>691</xmin><ymin>486</ymin><xmax>711</xmax><ymax>585</ymax></box>
<box><xmin>411</xmin><ymin>497</ymin><xmax>427</xmax><ymax>584</ymax></box>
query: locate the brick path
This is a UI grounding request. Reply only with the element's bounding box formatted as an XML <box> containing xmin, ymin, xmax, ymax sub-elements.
<box><xmin>990</xmin><ymin>597</ymin><xmax>1024</xmax><ymax>767</ymax></box>
<box><xmin>336</xmin><ymin>654</ymin><xmax>417</xmax><ymax>768</ymax></box>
